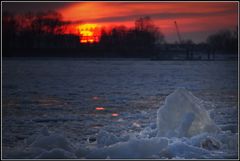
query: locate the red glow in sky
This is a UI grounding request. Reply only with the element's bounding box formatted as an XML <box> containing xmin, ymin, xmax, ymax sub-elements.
<box><xmin>3</xmin><ymin>2</ymin><xmax>238</xmax><ymax>43</ymax></box>
<box><xmin>57</xmin><ymin>2</ymin><xmax>238</xmax><ymax>43</ymax></box>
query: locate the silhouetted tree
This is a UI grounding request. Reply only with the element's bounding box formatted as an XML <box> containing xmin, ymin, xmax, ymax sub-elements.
<box><xmin>17</xmin><ymin>12</ymin><xmax>36</xmax><ymax>48</ymax></box>
<box><xmin>2</xmin><ymin>12</ymin><xmax>19</xmax><ymax>50</ymax></box>
<box><xmin>3</xmin><ymin>11</ymin><xmax>79</xmax><ymax>56</ymax></box>
<box><xmin>98</xmin><ymin>16</ymin><xmax>165</xmax><ymax>58</ymax></box>
<box><xmin>135</xmin><ymin>16</ymin><xmax>164</xmax><ymax>44</ymax></box>
<box><xmin>207</xmin><ymin>29</ymin><xmax>238</xmax><ymax>55</ymax></box>
<box><xmin>31</xmin><ymin>11</ymin><xmax>66</xmax><ymax>35</ymax></box>
<box><xmin>132</xmin><ymin>16</ymin><xmax>164</xmax><ymax>57</ymax></box>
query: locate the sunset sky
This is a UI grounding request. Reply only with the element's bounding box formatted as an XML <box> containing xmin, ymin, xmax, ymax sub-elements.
<box><xmin>2</xmin><ymin>2</ymin><xmax>238</xmax><ymax>43</ymax></box>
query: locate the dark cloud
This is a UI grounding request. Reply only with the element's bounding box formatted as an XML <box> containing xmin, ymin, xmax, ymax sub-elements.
<box><xmin>78</xmin><ymin>8</ymin><xmax>236</xmax><ymax>23</ymax></box>
<box><xmin>2</xmin><ymin>2</ymin><xmax>71</xmax><ymax>13</ymax></box>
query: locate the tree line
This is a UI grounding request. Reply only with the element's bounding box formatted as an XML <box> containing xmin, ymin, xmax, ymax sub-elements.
<box><xmin>207</xmin><ymin>28</ymin><xmax>238</xmax><ymax>55</ymax></box>
<box><xmin>2</xmin><ymin>10</ymin><xmax>238</xmax><ymax>58</ymax></box>
<box><xmin>98</xmin><ymin>16</ymin><xmax>165</xmax><ymax>57</ymax></box>
<box><xmin>3</xmin><ymin>11</ymin><xmax>79</xmax><ymax>51</ymax></box>
<box><xmin>3</xmin><ymin>11</ymin><xmax>164</xmax><ymax>57</ymax></box>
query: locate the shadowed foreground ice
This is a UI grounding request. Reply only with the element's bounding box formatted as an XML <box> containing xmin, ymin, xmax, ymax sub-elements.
<box><xmin>2</xmin><ymin>60</ymin><xmax>238</xmax><ymax>159</ymax></box>
<box><xmin>4</xmin><ymin>88</ymin><xmax>238</xmax><ymax>159</ymax></box>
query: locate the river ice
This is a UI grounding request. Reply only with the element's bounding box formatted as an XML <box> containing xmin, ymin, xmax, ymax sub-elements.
<box><xmin>157</xmin><ymin>88</ymin><xmax>220</xmax><ymax>137</ymax></box>
<box><xmin>2</xmin><ymin>59</ymin><xmax>238</xmax><ymax>159</ymax></box>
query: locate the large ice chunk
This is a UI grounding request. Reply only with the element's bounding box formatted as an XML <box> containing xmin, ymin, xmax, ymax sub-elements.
<box><xmin>157</xmin><ymin>88</ymin><xmax>219</xmax><ymax>137</ymax></box>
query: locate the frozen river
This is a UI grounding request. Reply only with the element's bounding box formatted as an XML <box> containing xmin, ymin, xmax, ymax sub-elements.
<box><xmin>2</xmin><ymin>58</ymin><xmax>238</xmax><ymax>159</ymax></box>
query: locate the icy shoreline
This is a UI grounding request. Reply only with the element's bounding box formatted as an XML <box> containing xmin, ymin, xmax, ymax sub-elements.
<box><xmin>4</xmin><ymin>88</ymin><xmax>238</xmax><ymax>159</ymax></box>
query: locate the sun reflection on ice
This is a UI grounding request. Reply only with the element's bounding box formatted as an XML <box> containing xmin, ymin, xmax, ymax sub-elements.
<box><xmin>111</xmin><ymin>113</ymin><xmax>119</xmax><ymax>117</ymax></box>
<box><xmin>95</xmin><ymin>107</ymin><xmax>105</xmax><ymax>111</ymax></box>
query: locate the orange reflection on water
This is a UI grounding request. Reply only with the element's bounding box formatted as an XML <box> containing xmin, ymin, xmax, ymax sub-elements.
<box><xmin>96</xmin><ymin>107</ymin><xmax>105</xmax><ymax>111</ymax></box>
<box><xmin>112</xmin><ymin>113</ymin><xmax>119</xmax><ymax>117</ymax></box>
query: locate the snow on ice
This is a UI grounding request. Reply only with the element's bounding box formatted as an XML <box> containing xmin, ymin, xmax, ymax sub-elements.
<box><xmin>4</xmin><ymin>88</ymin><xmax>238</xmax><ymax>159</ymax></box>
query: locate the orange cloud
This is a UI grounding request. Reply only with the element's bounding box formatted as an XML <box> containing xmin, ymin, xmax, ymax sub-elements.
<box><xmin>58</xmin><ymin>2</ymin><xmax>238</xmax><ymax>42</ymax></box>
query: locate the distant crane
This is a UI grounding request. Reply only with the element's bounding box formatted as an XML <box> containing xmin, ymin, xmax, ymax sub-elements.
<box><xmin>174</xmin><ymin>21</ymin><xmax>195</xmax><ymax>60</ymax></box>
<box><xmin>174</xmin><ymin>21</ymin><xmax>183</xmax><ymax>44</ymax></box>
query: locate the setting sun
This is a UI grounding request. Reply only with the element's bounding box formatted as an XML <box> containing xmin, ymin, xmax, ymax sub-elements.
<box><xmin>76</xmin><ymin>24</ymin><xmax>101</xmax><ymax>43</ymax></box>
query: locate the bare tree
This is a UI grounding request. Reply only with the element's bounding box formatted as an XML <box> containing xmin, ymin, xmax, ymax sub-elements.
<box><xmin>207</xmin><ymin>29</ymin><xmax>237</xmax><ymax>54</ymax></box>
